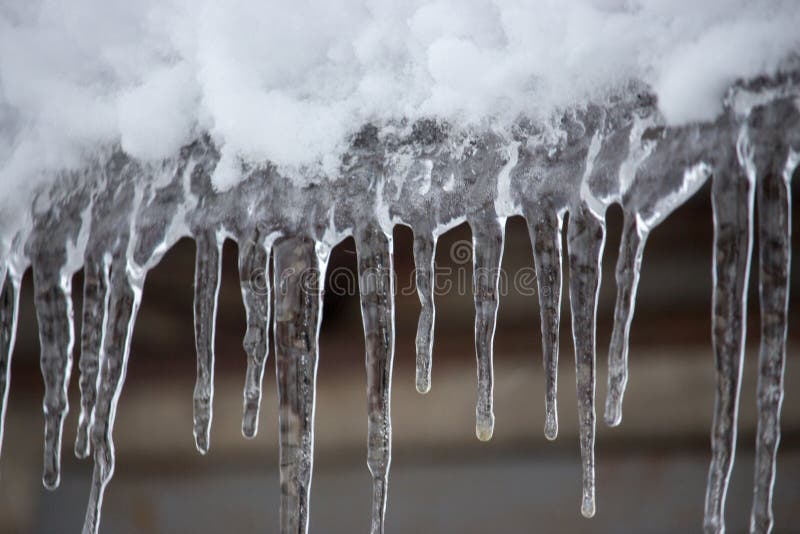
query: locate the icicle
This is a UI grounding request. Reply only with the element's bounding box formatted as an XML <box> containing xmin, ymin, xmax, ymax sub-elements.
<box><xmin>356</xmin><ymin>223</ymin><xmax>395</xmax><ymax>534</ymax></box>
<box><xmin>749</xmin><ymin>154</ymin><xmax>792</xmax><ymax>534</ymax></box>
<box><xmin>605</xmin><ymin>214</ymin><xmax>647</xmax><ymax>426</ymax></box>
<box><xmin>469</xmin><ymin>211</ymin><xmax>505</xmax><ymax>442</ymax></box>
<box><xmin>412</xmin><ymin>229</ymin><xmax>436</xmax><ymax>394</ymax></box>
<box><xmin>192</xmin><ymin>230</ymin><xmax>222</xmax><ymax>454</ymax></box>
<box><xmin>76</xmin><ymin>255</ymin><xmax>111</xmax><ymax>458</ymax></box>
<box><xmin>82</xmin><ymin>267</ymin><xmax>142</xmax><ymax>534</ymax></box>
<box><xmin>747</xmin><ymin>100</ymin><xmax>799</xmax><ymax>533</ymax></box>
<box><xmin>704</xmin><ymin>141</ymin><xmax>754</xmax><ymax>534</ymax></box>
<box><xmin>274</xmin><ymin>236</ymin><xmax>326</xmax><ymax>534</ymax></box>
<box><xmin>33</xmin><ymin>265</ymin><xmax>75</xmax><ymax>490</ymax></box>
<box><xmin>567</xmin><ymin>202</ymin><xmax>605</xmax><ymax>519</ymax></box>
<box><xmin>238</xmin><ymin>237</ymin><xmax>271</xmax><ymax>439</ymax></box>
<box><xmin>0</xmin><ymin>273</ymin><xmax>21</xmax><ymax>459</ymax></box>
<box><xmin>524</xmin><ymin>200</ymin><xmax>564</xmax><ymax>440</ymax></box>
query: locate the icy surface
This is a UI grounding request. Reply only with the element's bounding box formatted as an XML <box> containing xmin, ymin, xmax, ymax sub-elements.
<box><xmin>0</xmin><ymin>74</ymin><xmax>798</xmax><ymax>533</ymax></box>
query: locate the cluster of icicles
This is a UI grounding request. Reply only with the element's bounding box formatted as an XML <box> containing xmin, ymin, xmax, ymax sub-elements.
<box><xmin>0</xmin><ymin>76</ymin><xmax>798</xmax><ymax>534</ymax></box>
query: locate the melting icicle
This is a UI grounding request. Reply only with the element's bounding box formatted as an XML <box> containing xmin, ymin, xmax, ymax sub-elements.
<box><xmin>192</xmin><ymin>230</ymin><xmax>222</xmax><ymax>454</ymax></box>
<box><xmin>0</xmin><ymin>273</ymin><xmax>20</xmax><ymax>458</ymax></box>
<box><xmin>238</xmin><ymin>237</ymin><xmax>271</xmax><ymax>438</ymax></box>
<box><xmin>274</xmin><ymin>236</ymin><xmax>326</xmax><ymax>534</ymax></box>
<box><xmin>704</xmin><ymin>138</ymin><xmax>754</xmax><ymax>534</ymax></box>
<box><xmin>33</xmin><ymin>265</ymin><xmax>75</xmax><ymax>490</ymax></box>
<box><xmin>83</xmin><ymin>268</ymin><xmax>142</xmax><ymax>534</ymax></box>
<box><xmin>567</xmin><ymin>202</ymin><xmax>605</xmax><ymax>519</ymax></box>
<box><xmin>355</xmin><ymin>223</ymin><xmax>395</xmax><ymax>534</ymax></box>
<box><xmin>524</xmin><ymin>201</ymin><xmax>564</xmax><ymax>440</ymax></box>
<box><xmin>746</xmin><ymin>99</ymin><xmax>799</xmax><ymax>534</ymax></box>
<box><xmin>605</xmin><ymin>214</ymin><xmax>646</xmax><ymax>426</ymax></box>
<box><xmin>76</xmin><ymin>256</ymin><xmax>110</xmax><ymax>458</ymax></box>
<box><xmin>469</xmin><ymin>211</ymin><xmax>505</xmax><ymax>442</ymax></box>
<box><xmin>413</xmin><ymin>230</ymin><xmax>435</xmax><ymax>394</ymax></box>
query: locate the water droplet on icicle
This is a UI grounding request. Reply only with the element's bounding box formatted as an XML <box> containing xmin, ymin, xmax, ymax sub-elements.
<box><xmin>704</xmin><ymin>137</ymin><xmax>754</xmax><ymax>534</ymax></box>
<box><xmin>238</xmin><ymin>237</ymin><xmax>271</xmax><ymax>439</ymax></box>
<box><xmin>355</xmin><ymin>223</ymin><xmax>395</xmax><ymax>534</ymax></box>
<box><xmin>274</xmin><ymin>236</ymin><xmax>326</xmax><ymax>534</ymax></box>
<box><xmin>192</xmin><ymin>230</ymin><xmax>222</xmax><ymax>454</ymax></box>
<box><xmin>524</xmin><ymin>200</ymin><xmax>564</xmax><ymax>440</ymax></box>
<box><xmin>567</xmin><ymin>202</ymin><xmax>605</xmax><ymax>519</ymax></box>
<box><xmin>413</xmin><ymin>230</ymin><xmax>436</xmax><ymax>394</ymax></box>
<box><xmin>83</xmin><ymin>268</ymin><xmax>142</xmax><ymax>534</ymax></box>
<box><xmin>469</xmin><ymin>212</ymin><xmax>505</xmax><ymax>442</ymax></box>
<box><xmin>76</xmin><ymin>256</ymin><xmax>110</xmax><ymax>459</ymax></box>
<box><xmin>0</xmin><ymin>273</ymin><xmax>21</xmax><ymax>460</ymax></box>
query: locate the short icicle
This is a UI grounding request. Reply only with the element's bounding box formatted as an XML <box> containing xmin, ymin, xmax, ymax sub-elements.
<box><xmin>356</xmin><ymin>223</ymin><xmax>395</xmax><ymax>534</ymax></box>
<box><xmin>76</xmin><ymin>256</ymin><xmax>111</xmax><ymax>458</ymax></box>
<box><xmin>33</xmin><ymin>265</ymin><xmax>75</xmax><ymax>490</ymax></box>
<box><xmin>749</xmin><ymin>151</ymin><xmax>794</xmax><ymax>533</ymax></box>
<box><xmin>273</xmin><ymin>236</ymin><xmax>326</xmax><ymax>534</ymax></box>
<box><xmin>469</xmin><ymin>211</ymin><xmax>506</xmax><ymax>442</ymax></box>
<box><xmin>605</xmin><ymin>213</ymin><xmax>647</xmax><ymax>426</ymax></box>
<box><xmin>192</xmin><ymin>230</ymin><xmax>222</xmax><ymax>454</ymax></box>
<box><xmin>567</xmin><ymin>202</ymin><xmax>606</xmax><ymax>519</ymax></box>
<box><xmin>412</xmin><ymin>229</ymin><xmax>436</xmax><ymax>394</ymax></box>
<box><xmin>82</xmin><ymin>267</ymin><xmax>142</xmax><ymax>534</ymax></box>
<box><xmin>704</xmin><ymin>145</ymin><xmax>755</xmax><ymax>534</ymax></box>
<box><xmin>238</xmin><ymin>237</ymin><xmax>271</xmax><ymax>438</ymax></box>
<box><xmin>0</xmin><ymin>273</ymin><xmax>21</xmax><ymax>459</ymax></box>
<box><xmin>524</xmin><ymin>201</ymin><xmax>564</xmax><ymax>440</ymax></box>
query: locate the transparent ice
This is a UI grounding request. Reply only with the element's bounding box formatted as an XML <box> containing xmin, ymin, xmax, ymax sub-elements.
<box><xmin>0</xmin><ymin>75</ymin><xmax>798</xmax><ymax>534</ymax></box>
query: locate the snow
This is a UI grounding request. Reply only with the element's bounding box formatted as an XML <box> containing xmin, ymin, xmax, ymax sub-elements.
<box><xmin>0</xmin><ymin>0</ymin><xmax>798</xmax><ymax>190</ymax></box>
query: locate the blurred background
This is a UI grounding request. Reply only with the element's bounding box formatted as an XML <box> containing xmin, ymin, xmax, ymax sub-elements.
<box><xmin>1</xmin><ymin>178</ymin><xmax>799</xmax><ymax>533</ymax></box>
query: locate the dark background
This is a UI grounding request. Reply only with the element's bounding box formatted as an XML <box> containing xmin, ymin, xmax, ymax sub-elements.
<box><xmin>1</xmin><ymin>178</ymin><xmax>799</xmax><ymax>533</ymax></box>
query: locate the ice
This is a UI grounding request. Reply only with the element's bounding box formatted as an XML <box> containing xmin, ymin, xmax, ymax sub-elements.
<box><xmin>0</xmin><ymin>272</ymin><xmax>20</xmax><ymax>459</ymax></box>
<box><xmin>355</xmin><ymin>223</ymin><xmax>395</xmax><ymax>534</ymax></box>
<box><xmin>567</xmin><ymin>202</ymin><xmax>605</xmax><ymax>519</ymax></box>
<box><xmin>525</xmin><ymin>203</ymin><xmax>564</xmax><ymax>440</ymax></box>
<box><xmin>746</xmin><ymin>98</ymin><xmax>799</xmax><ymax>534</ymax></box>
<box><xmin>273</xmin><ymin>236</ymin><xmax>326</xmax><ymax>534</ymax></box>
<box><xmin>0</xmin><ymin>75</ymin><xmax>797</xmax><ymax>533</ymax></box>
<box><xmin>238</xmin><ymin>237</ymin><xmax>271</xmax><ymax>438</ymax></box>
<box><xmin>192</xmin><ymin>230</ymin><xmax>222</xmax><ymax>454</ymax></box>
<box><xmin>83</xmin><ymin>269</ymin><xmax>142</xmax><ymax>534</ymax></box>
<box><xmin>704</xmin><ymin>125</ymin><xmax>754</xmax><ymax>534</ymax></box>
<box><xmin>412</xmin><ymin>231</ymin><xmax>436</xmax><ymax>394</ymax></box>
<box><xmin>470</xmin><ymin>211</ymin><xmax>504</xmax><ymax>441</ymax></box>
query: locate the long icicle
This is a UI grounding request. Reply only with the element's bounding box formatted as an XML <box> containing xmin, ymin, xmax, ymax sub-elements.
<box><xmin>238</xmin><ymin>237</ymin><xmax>271</xmax><ymax>438</ymax></box>
<box><xmin>76</xmin><ymin>255</ymin><xmax>111</xmax><ymax>458</ymax></box>
<box><xmin>605</xmin><ymin>213</ymin><xmax>648</xmax><ymax>426</ymax></box>
<box><xmin>525</xmin><ymin>201</ymin><xmax>564</xmax><ymax>440</ymax></box>
<box><xmin>274</xmin><ymin>236</ymin><xmax>325</xmax><ymax>534</ymax></box>
<box><xmin>82</xmin><ymin>267</ymin><xmax>142</xmax><ymax>534</ymax></box>
<box><xmin>33</xmin><ymin>265</ymin><xmax>75</xmax><ymax>490</ymax></box>
<box><xmin>413</xmin><ymin>229</ymin><xmax>436</xmax><ymax>394</ymax></box>
<box><xmin>567</xmin><ymin>202</ymin><xmax>605</xmax><ymax>519</ymax></box>
<box><xmin>750</xmin><ymin>154</ymin><xmax>793</xmax><ymax>533</ymax></box>
<box><xmin>192</xmin><ymin>230</ymin><xmax>222</xmax><ymax>454</ymax></box>
<box><xmin>0</xmin><ymin>273</ymin><xmax>21</xmax><ymax>459</ymax></box>
<box><xmin>356</xmin><ymin>223</ymin><xmax>395</xmax><ymax>534</ymax></box>
<box><xmin>469</xmin><ymin>212</ymin><xmax>505</xmax><ymax>442</ymax></box>
<box><xmin>704</xmin><ymin>141</ymin><xmax>754</xmax><ymax>534</ymax></box>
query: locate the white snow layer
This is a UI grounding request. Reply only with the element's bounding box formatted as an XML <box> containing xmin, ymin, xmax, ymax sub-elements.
<box><xmin>0</xmin><ymin>0</ymin><xmax>798</xmax><ymax>190</ymax></box>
